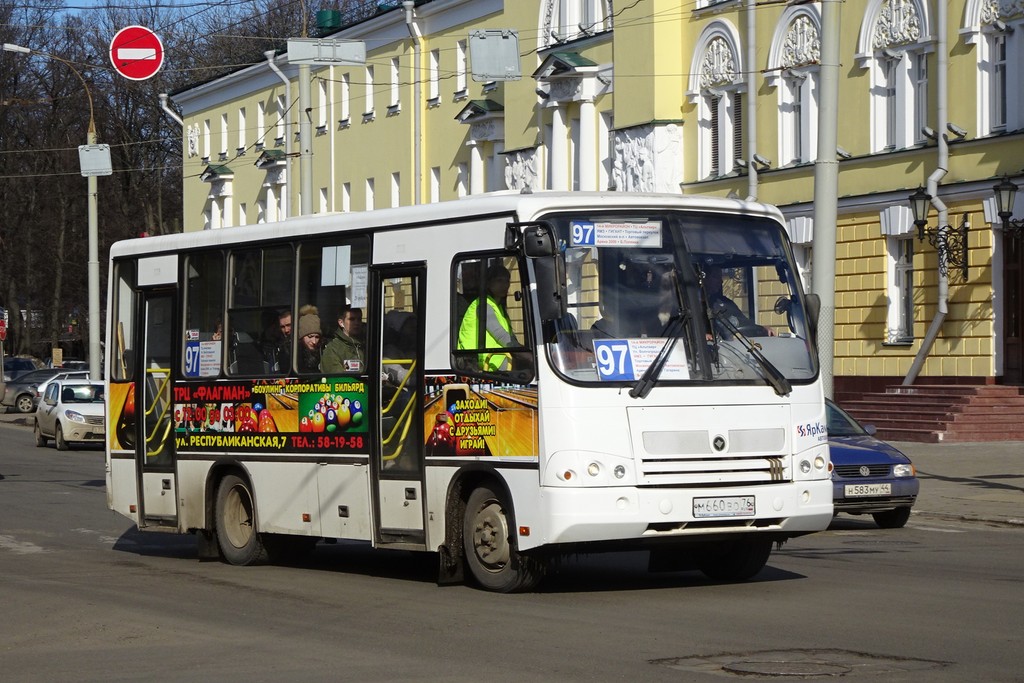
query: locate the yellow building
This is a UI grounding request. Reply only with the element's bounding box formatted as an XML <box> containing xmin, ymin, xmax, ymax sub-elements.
<box><xmin>171</xmin><ymin>0</ymin><xmax>1024</xmax><ymax>397</ymax></box>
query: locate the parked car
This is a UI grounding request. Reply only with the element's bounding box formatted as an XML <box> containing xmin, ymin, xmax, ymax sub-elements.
<box><xmin>34</xmin><ymin>379</ymin><xmax>105</xmax><ymax>450</ymax></box>
<box><xmin>3</xmin><ymin>355</ymin><xmax>43</xmax><ymax>382</ymax></box>
<box><xmin>827</xmin><ymin>398</ymin><xmax>920</xmax><ymax>528</ymax></box>
<box><xmin>1</xmin><ymin>367</ymin><xmax>66</xmax><ymax>414</ymax></box>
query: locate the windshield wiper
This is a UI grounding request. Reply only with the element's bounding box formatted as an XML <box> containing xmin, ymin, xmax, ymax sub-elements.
<box><xmin>630</xmin><ymin>270</ymin><xmax>691</xmax><ymax>399</ymax></box>
<box><xmin>710</xmin><ymin>310</ymin><xmax>792</xmax><ymax>397</ymax></box>
<box><xmin>629</xmin><ymin>312</ymin><xmax>687</xmax><ymax>399</ymax></box>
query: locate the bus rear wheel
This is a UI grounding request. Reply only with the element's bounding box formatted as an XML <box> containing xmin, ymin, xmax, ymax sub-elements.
<box><xmin>215</xmin><ymin>474</ymin><xmax>269</xmax><ymax>565</ymax></box>
<box><xmin>463</xmin><ymin>485</ymin><xmax>544</xmax><ymax>593</ymax></box>
<box><xmin>696</xmin><ymin>538</ymin><xmax>773</xmax><ymax>581</ymax></box>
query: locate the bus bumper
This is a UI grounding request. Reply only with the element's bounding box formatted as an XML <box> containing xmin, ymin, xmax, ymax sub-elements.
<box><xmin>531</xmin><ymin>480</ymin><xmax>833</xmax><ymax>548</ymax></box>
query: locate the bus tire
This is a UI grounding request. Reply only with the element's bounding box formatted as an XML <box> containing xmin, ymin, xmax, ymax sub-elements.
<box><xmin>463</xmin><ymin>485</ymin><xmax>544</xmax><ymax>593</ymax></box>
<box><xmin>696</xmin><ymin>539</ymin><xmax>773</xmax><ymax>581</ymax></box>
<box><xmin>215</xmin><ymin>474</ymin><xmax>269</xmax><ymax>566</ymax></box>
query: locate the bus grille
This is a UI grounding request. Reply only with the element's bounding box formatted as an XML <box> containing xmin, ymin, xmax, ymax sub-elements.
<box><xmin>628</xmin><ymin>405</ymin><xmax>793</xmax><ymax>487</ymax></box>
<box><xmin>639</xmin><ymin>453</ymin><xmax>789</xmax><ymax>486</ymax></box>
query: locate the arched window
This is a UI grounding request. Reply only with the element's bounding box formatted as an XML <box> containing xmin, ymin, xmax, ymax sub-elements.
<box><xmin>962</xmin><ymin>0</ymin><xmax>1023</xmax><ymax>136</ymax></box>
<box><xmin>856</xmin><ymin>0</ymin><xmax>932</xmax><ymax>152</ymax></box>
<box><xmin>767</xmin><ymin>9</ymin><xmax>821</xmax><ymax>166</ymax></box>
<box><xmin>689</xmin><ymin>24</ymin><xmax>744</xmax><ymax>179</ymax></box>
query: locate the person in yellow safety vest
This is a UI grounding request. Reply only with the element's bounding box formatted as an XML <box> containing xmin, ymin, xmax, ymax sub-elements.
<box><xmin>458</xmin><ymin>264</ymin><xmax>518</xmax><ymax>372</ymax></box>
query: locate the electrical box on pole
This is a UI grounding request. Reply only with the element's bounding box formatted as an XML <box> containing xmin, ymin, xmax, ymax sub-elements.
<box><xmin>469</xmin><ymin>30</ymin><xmax>521</xmax><ymax>82</ymax></box>
<box><xmin>79</xmin><ymin>145</ymin><xmax>112</xmax><ymax>177</ymax></box>
<box><xmin>287</xmin><ymin>38</ymin><xmax>366</xmax><ymax>65</ymax></box>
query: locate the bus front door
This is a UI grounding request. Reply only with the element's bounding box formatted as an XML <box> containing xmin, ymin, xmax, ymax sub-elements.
<box><xmin>371</xmin><ymin>268</ymin><xmax>426</xmax><ymax>545</ymax></box>
<box><xmin>134</xmin><ymin>290</ymin><xmax>178</xmax><ymax>528</ymax></box>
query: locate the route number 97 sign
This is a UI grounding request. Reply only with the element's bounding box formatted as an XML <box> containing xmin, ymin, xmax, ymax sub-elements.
<box><xmin>593</xmin><ymin>338</ymin><xmax>690</xmax><ymax>382</ymax></box>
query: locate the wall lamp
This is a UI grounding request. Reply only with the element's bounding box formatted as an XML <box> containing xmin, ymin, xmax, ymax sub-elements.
<box><xmin>908</xmin><ymin>186</ymin><xmax>969</xmax><ymax>280</ymax></box>
<box><xmin>993</xmin><ymin>176</ymin><xmax>1024</xmax><ymax>238</ymax></box>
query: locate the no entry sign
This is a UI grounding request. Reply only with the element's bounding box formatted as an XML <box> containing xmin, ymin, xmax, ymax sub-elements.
<box><xmin>109</xmin><ymin>25</ymin><xmax>164</xmax><ymax>81</ymax></box>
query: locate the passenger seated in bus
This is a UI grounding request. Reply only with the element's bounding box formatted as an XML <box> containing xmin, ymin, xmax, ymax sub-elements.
<box><xmin>296</xmin><ymin>306</ymin><xmax>323</xmax><ymax>373</ymax></box>
<box><xmin>322</xmin><ymin>306</ymin><xmax>365</xmax><ymax>374</ymax></box>
<box><xmin>703</xmin><ymin>266</ymin><xmax>771</xmax><ymax>338</ymax></box>
<box><xmin>262</xmin><ymin>308</ymin><xmax>292</xmax><ymax>372</ymax></box>
<box><xmin>458</xmin><ymin>264</ymin><xmax>518</xmax><ymax>372</ymax></box>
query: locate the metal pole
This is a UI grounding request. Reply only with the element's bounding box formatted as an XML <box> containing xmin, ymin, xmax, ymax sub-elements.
<box><xmin>299</xmin><ymin>63</ymin><xmax>313</xmax><ymax>215</ymax></box>
<box><xmin>811</xmin><ymin>0</ymin><xmax>842</xmax><ymax>400</ymax></box>
<box><xmin>88</xmin><ymin>124</ymin><xmax>101</xmax><ymax>380</ymax></box>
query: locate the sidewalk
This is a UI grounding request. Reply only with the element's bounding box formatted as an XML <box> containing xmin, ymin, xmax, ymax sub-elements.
<box><xmin>2</xmin><ymin>411</ymin><xmax>1021</xmax><ymax>526</ymax></box>
<box><xmin>892</xmin><ymin>441</ymin><xmax>1024</xmax><ymax>527</ymax></box>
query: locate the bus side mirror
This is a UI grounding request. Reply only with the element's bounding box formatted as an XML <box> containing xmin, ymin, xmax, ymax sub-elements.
<box><xmin>521</xmin><ymin>225</ymin><xmax>557</xmax><ymax>257</ymax></box>
<box><xmin>533</xmin><ymin>254</ymin><xmax>567</xmax><ymax>321</ymax></box>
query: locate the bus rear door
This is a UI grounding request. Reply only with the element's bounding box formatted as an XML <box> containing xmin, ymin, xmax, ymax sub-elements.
<box><xmin>132</xmin><ymin>288</ymin><xmax>178</xmax><ymax>528</ymax></box>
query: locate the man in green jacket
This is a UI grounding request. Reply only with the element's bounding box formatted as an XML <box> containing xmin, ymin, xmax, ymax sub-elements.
<box><xmin>322</xmin><ymin>306</ymin><xmax>365</xmax><ymax>373</ymax></box>
<box><xmin>458</xmin><ymin>264</ymin><xmax>518</xmax><ymax>372</ymax></box>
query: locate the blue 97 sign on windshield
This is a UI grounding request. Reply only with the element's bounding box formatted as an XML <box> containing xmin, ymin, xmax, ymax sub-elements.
<box><xmin>593</xmin><ymin>340</ymin><xmax>635</xmax><ymax>381</ymax></box>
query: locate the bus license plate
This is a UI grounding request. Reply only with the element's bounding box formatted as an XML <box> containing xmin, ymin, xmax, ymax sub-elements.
<box><xmin>844</xmin><ymin>483</ymin><xmax>892</xmax><ymax>497</ymax></box>
<box><xmin>693</xmin><ymin>495</ymin><xmax>755</xmax><ymax>518</ymax></box>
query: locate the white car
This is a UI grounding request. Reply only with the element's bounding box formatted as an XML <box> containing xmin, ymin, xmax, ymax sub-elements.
<box><xmin>34</xmin><ymin>379</ymin><xmax>106</xmax><ymax>450</ymax></box>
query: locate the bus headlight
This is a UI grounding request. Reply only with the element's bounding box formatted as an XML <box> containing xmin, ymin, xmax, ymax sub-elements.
<box><xmin>799</xmin><ymin>460</ymin><xmax>811</xmax><ymax>474</ymax></box>
<box><xmin>614</xmin><ymin>465</ymin><xmax>626</xmax><ymax>479</ymax></box>
<box><xmin>814</xmin><ymin>455</ymin><xmax>826</xmax><ymax>471</ymax></box>
<box><xmin>587</xmin><ymin>462</ymin><xmax>601</xmax><ymax>477</ymax></box>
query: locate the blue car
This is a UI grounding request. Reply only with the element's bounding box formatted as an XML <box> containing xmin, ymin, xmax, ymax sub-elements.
<box><xmin>827</xmin><ymin>399</ymin><xmax>920</xmax><ymax>528</ymax></box>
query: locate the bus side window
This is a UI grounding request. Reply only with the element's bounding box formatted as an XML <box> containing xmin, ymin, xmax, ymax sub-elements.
<box><xmin>110</xmin><ymin>260</ymin><xmax>137</xmax><ymax>381</ymax></box>
<box><xmin>297</xmin><ymin>238</ymin><xmax>370</xmax><ymax>375</ymax></box>
<box><xmin>451</xmin><ymin>254</ymin><xmax>534</xmax><ymax>381</ymax></box>
<box><xmin>227</xmin><ymin>246</ymin><xmax>294</xmax><ymax>376</ymax></box>
<box><xmin>183</xmin><ymin>251</ymin><xmax>226</xmax><ymax>378</ymax></box>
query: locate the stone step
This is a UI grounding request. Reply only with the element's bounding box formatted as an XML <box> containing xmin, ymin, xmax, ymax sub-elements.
<box><xmin>841</xmin><ymin>384</ymin><xmax>1024</xmax><ymax>442</ymax></box>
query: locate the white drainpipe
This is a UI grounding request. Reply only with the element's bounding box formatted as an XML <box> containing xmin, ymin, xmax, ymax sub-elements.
<box><xmin>158</xmin><ymin>93</ymin><xmax>183</xmax><ymax>127</ymax></box>
<box><xmin>903</xmin><ymin>0</ymin><xmax>949</xmax><ymax>385</ymax></box>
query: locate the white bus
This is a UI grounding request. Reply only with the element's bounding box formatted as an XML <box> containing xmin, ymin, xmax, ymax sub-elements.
<box><xmin>105</xmin><ymin>191</ymin><xmax>832</xmax><ymax>592</ymax></box>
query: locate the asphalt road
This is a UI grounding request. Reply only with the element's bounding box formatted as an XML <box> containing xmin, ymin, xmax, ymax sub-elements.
<box><xmin>1</xmin><ymin>422</ymin><xmax>1020</xmax><ymax>682</ymax></box>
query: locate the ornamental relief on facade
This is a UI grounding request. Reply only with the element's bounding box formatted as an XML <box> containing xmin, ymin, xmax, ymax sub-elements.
<box><xmin>262</xmin><ymin>168</ymin><xmax>285</xmax><ymax>186</ymax></box>
<box><xmin>699</xmin><ymin>37</ymin><xmax>737</xmax><ymax>89</ymax></box>
<box><xmin>782</xmin><ymin>16</ymin><xmax>821</xmax><ymax>68</ymax></box>
<box><xmin>982</xmin><ymin>0</ymin><xmax>1024</xmax><ymax>23</ymax></box>
<box><xmin>611</xmin><ymin>124</ymin><xmax>682</xmax><ymax>194</ymax></box>
<box><xmin>469</xmin><ymin>119</ymin><xmax>502</xmax><ymax>142</ymax></box>
<box><xmin>187</xmin><ymin>123</ymin><xmax>199</xmax><ymax>158</ymax></box>
<box><xmin>504</xmin><ymin>149</ymin><xmax>538</xmax><ymax>193</ymax></box>
<box><xmin>872</xmin><ymin>0</ymin><xmax>922</xmax><ymax>49</ymax></box>
<box><xmin>548</xmin><ymin>78</ymin><xmax>582</xmax><ymax>102</ymax></box>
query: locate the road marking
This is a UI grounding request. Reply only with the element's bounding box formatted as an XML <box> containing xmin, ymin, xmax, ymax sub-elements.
<box><xmin>910</xmin><ymin>525</ymin><xmax>966</xmax><ymax>533</ymax></box>
<box><xmin>0</xmin><ymin>534</ymin><xmax>47</xmax><ymax>554</ymax></box>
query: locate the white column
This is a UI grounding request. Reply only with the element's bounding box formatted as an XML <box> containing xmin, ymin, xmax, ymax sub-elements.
<box><xmin>550</xmin><ymin>104</ymin><xmax>569</xmax><ymax>191</ymax></box>
<box><xmin>469</xmin><ymin>140</ymin><xmax>485</xmax><ymax>195</ymax></box>
<box><xmin>578</xmin><ymin>99</ymin><xmax>597</xmax><ymax>191</ymax></box>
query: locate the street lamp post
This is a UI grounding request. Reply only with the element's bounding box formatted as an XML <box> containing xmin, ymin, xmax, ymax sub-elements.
<box><xmin>993</xmin><ymin>176</ymin><xmax>1024</xmax><ymax>238</ymax></box>
<box><xmin>3</xmin><ymin>43</ymin><xmax>104</xmax><ymax>380</ymax></box>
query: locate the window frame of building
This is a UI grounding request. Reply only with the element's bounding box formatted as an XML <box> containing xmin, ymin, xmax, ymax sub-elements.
<box><xmin>364</xmin><ymin>65</ymin><xmax>375</xmax><ymax>118</ymax></box>
<box><xmin>455</xmin><ymin>40</ymin><xmax>468</xmax><ymax>98</ymax></box>
<box><xmin>886</xmin><ymin>235</ymin><xmax>915</xmax><ymax>344</ymax></box>
<box><xmin>389</xmin><ymin>57</ymin><xmax>401</xmax><ymax>113</ymax></box>
<box><xmin>428</xmin><ymin>49</ymin><xmax>440</xmax><ymax>104</ymax></box>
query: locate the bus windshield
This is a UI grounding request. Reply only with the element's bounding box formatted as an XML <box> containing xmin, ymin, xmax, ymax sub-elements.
<box><xmin>541</xmin><ymin>211</ymin><xmax>817</xmax><ymax>389</ymax></box>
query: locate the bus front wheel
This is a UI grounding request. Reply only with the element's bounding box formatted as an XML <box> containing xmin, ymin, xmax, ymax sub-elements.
<box><xmin>215</xmin><ymin>474</ymin><xmax>269</xmax><ymax>566</ymax></box>
<box><xmin>463</xmin><ymin>485</ymin><xmax>544</xmax><ymax>593</ymax></box>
